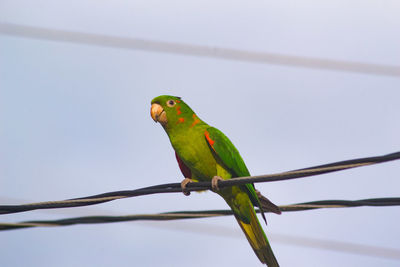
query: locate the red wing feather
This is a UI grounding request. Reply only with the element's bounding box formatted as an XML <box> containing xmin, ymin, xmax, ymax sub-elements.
<box><xmin>175</xmin><ymin>152</ymin><xmax>192</xmax><ymax>178</ymax></box>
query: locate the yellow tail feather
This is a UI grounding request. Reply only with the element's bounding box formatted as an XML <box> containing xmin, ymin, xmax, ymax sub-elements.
<box><xmin>220</xmin><ymin>187</ymin><xmax>279</xmax><ymax>266</ymax></box>
<box><xmin>235</xmin><ymin>214</ymin><xmax>279</xmax><ymax>266</ymax></box>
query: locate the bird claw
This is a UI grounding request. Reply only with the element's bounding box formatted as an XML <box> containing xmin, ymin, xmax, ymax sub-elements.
<box><xmin>181</xmin><ymin>178</ymin><xmax>193</xmax><ymax>196</ymax></box>
<box><xmin>211</xmin><ymin>176</ymin><xmax>224</xmax><ymax>192</ymax></box>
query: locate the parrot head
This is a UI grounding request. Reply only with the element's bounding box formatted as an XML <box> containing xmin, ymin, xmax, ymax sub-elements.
<box><xmin>150</xmin><ymin>95</ymin><xmax>198</xmax><ymax>130</ymax></box>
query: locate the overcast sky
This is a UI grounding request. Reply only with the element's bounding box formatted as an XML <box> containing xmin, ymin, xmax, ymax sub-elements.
<box><xmin>1</xmin><ymin>1</ymin><xmax>400</xmax><ymax>266</ymax></box>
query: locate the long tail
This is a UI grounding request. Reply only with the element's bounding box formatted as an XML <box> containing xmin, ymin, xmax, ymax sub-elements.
<box><xmin>234</xmin><ymin>212</ymin><xmax>279</xmax><ymax>266</ymax></box>
<box><xmin>223</xmin><ymin>192</ymin><xmax>279</xmax><ymax>266</ymax></box>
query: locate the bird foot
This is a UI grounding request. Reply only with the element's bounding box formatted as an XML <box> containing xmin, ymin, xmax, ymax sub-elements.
<box><xmin>211</xmin><ymin>176</ymin><xmax>224</xmax><ymax>192</ymax></box>
<box><xmin>181</xmin><ymin>178</ymin><xmax>193</xmax><ymax>196</ymax></box>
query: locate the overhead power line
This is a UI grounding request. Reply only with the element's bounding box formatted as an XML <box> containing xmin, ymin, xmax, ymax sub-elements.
<box><xmin>0</xmin><ymin>151</ymin><xmax>398</xmax><ymax>215</ymax></box>
<box><xmin>1</xmin><ymin>199</ymin><xmax>399</xmax><ymax>262</ymax></box>
<box><xmin>1</xmin><ymin>198</ymin><xmax>399</xmax><ymax>231</ymax></box>
<box><xmin>272</xmin><ymin>233</ymin><xmax>400</xmax><ymax>261</ymax></box>
<box><xmin>1</xmin><ymin>23</ymin><xmax>399</xmax><ymax>77</ymax></box>
<box><xmin>139</xmin><ymin>221</ymin><xmax>400</xmax><ymax>261</ymax></box>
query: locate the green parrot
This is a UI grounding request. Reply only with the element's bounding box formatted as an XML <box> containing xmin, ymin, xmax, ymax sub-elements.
<box><xmin>150</xmin><ymin>95</ymin><xmax>280</xmax><ymax>266</ymax></box>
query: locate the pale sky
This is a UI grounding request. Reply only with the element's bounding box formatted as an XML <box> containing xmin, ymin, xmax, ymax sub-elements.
<box><xmin>1</xmin><ymin>1</ymin><xmax>400</xmax><ymax>266</ymax></box>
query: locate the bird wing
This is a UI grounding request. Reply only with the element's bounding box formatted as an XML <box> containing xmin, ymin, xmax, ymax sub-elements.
<box><xmin>204</xmin><ymin>127</ymin><xmax>267</xmax><ymax>223</ymax></box>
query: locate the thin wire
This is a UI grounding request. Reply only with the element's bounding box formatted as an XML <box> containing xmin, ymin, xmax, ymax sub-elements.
<box><xmin>0</xmin><ymin>151</ymin><xmax>399</xmax><ymax>215</ymax></box>
<box><xmin>139</xmin><ymin>221</ymin><xmax>400</xmax><ymax>261</ymax></box>
<box><xmin>0</xmin><ymin>198</ymin><xmax>399</xmax><ymax>231</ymax></box>
<box><xmin>272</xmin><ymin>233</ymin><xmax>400</xmax><ymax>261</ymax></box>
<box><xmin>1</xmin><ymin>23</ymin><xmax>399</xmax><ymax>77</ymax></box>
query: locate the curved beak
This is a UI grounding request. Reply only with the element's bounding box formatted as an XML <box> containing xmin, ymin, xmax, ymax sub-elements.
<box><xmin>150</xmin><ymin>103</ymin><xmax>167</xmax><ymax>125</ymax></box>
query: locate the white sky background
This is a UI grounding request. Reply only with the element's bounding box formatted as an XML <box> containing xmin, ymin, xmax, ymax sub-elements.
<box><xmin>1</xmin><ymin>1</ymin><xmax>400</xmax><ymax>266</ymax></box>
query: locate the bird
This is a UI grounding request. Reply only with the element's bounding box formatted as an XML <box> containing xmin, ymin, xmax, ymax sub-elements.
<box><xmin>150</xmin><ymin>95</ymin><xmax>280</xmax><ymax>266</ymax></box>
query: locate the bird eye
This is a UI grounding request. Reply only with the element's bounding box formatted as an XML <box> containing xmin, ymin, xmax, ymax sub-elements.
<box><xmin>166</xmin><ymin>100</ymin><xmax>176</xmax><ymax>107</ymax></box>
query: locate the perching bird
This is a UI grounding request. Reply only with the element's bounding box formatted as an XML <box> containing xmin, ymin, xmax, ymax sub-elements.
<box><xmin>150</xmin><ymin>95</ymin><xmax>280</xmax><ymax>266</ymax></box>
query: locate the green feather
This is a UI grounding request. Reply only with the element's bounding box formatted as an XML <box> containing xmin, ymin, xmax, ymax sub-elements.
<box><xmin>151</xmin><ymin>95</ymin><xmax>279</xmax><ymax>266</ymax></box>
<box><xmin>204</xmin><ymin>127</ymin><xmax>267</xmax><ymax>223</ymax></box>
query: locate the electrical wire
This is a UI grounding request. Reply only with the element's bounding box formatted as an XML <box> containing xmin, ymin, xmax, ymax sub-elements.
<box><xmin>0</xmin><ymin>151</ymin><xmax>398</xmax><ymax>215</ymax></box>
<box><xmin>1</xmin><ymin>23</ymin><xmax>399</xmax><ymax>77</ymax></box>
<box><xmin>1</xmin><ymin>198</ymin><xmax>399</xmax><ymax>231</ymax></box>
